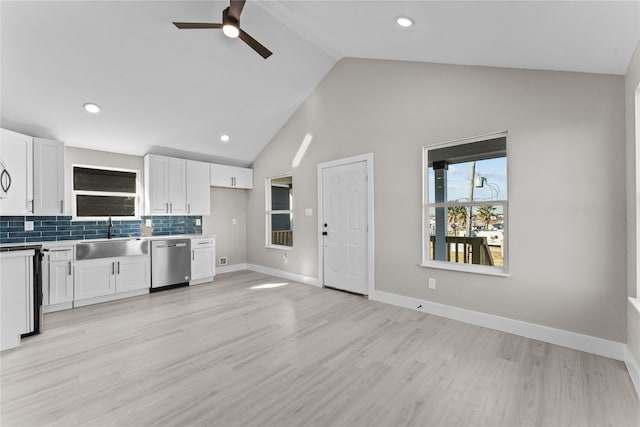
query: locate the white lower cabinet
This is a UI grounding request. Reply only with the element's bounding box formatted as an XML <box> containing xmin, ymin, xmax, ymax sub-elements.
<box><xmin>42</xmin><ymin>246</ymin><xmax>74</xmax><ymax>311</ymax></box>
<box><xmin>74</xmin><ymin>259</ymin><xmax>116</xmax><ymax>300</ymax></box>
<box><xmin>115</xmin><ymin>256</ymin><xmax>150</xmax><ymax>292</ymax></box>
<box><xmin>75</xmin><ymin>256</ymin><xmax>150</xmax><ymax>303</ymax></box>
<box><xmin>49</xmin><ymin>259</ymin><xmax>74</xmax><ymax>305</ymax></box>
<box><xmin>190</xmin><ymin>237</ymin><xmax>215</xmax><ymax>284</ymax></box>
<box><xmin>0</xmin><ymin>250</ymin><xmax>34</xmax><ymax>351</ymax></box>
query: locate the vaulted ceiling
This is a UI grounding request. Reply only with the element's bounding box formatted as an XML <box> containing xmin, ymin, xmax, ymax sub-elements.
<box><xmin>2</xmin><ymin>1</ymin><xmax>639</xmax><ymax>166</ymax></box>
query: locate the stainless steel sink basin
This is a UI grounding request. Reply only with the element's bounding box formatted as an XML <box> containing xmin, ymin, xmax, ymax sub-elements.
<box><xmin>76</xmin><ymin>239</ymin><xmax>149</xmax><ymax>261</ymax></box>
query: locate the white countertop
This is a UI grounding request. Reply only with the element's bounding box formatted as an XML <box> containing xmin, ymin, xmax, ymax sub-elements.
<box><xmin>0</xmin><ymin>234</ymin><xmax>215</xmax><ymax>249</ymax></box>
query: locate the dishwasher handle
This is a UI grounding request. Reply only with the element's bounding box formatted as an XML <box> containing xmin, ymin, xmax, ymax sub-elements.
<box><xmin>154</xmin><ymin>242</ymin><xmax>188</xmax><ymax>248</ymax></box>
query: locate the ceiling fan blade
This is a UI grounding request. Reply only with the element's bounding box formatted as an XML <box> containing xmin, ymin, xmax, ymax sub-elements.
<box><xmin>229</xmin><ymin>0</ymin><xmax>246</xmax><ymax>20</ymax></box>
<box><xmin>173</xmin><ymin>22</ymin><xmax>222</xmax><ymax>29</ymax></box>
<box><xmin>238</xmin><ymin>29</ymin><xmax>272</xmax><ymax>59</ymax></box>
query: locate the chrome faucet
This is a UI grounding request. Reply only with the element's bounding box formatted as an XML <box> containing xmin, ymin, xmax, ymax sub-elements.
<box><xmin>107</xmin><ymin>216</ymin><xmax>113</xmax><ymax>239</ymax></box>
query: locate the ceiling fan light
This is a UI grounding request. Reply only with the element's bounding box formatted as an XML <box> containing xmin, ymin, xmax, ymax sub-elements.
<box><xmin>223</xmin><ymin>23</ymin><xmax>239</xmax><ymax>38</ymax></box>
<box><xmin>396</xmin><ymin>16</ymin><xmax>414</xmax><ymax>28</ymax></box>
<box><xmin>83</xmin><ymin>102</ymin><xmax>101</xmax><ymax>113</ymax></box>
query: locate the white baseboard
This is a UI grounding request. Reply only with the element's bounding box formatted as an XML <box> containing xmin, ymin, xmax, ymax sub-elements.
<box><xmin>216</xmin><ymin>263</ymin><xmax>248</xmax><ymax>274</ymax></box>
<box><xmin>43</xmin><ymin>301</ymin><xmax>73</xmax><ymax>313</ymax></box>
<box><xmin>73</xmin><ymin>288</ymin><xmax>149</xmax><ymax>308</ymax></box>
<box><xmin>370</xmin><ymin>290</ymin><xmax>625</xmax><ymax>361</ymax></box>
<box><xmin>246</xmin><ymin>264</ymin><xmax>321</xmax><ymax>287</ymax></box>
<box><xmin>625</xmin><ymin>345</ymin><xmax>640</xmax><ymax>398</ymax></box>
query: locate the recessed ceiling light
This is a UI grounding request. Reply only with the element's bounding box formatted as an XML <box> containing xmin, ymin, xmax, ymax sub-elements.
<box><xmin>83</xmin><ymin>102</ymin><xmax>101</xmax><ymax>113</ymax></box>
<box><xmin>396</xmin><ymin>16</ymin><xmax>414</xmax><ymax>28</ymax></box>
<box><xmin>220</xmin><ymin>134</ymin><xmax>230</xmax><ymax>143</ymax></box>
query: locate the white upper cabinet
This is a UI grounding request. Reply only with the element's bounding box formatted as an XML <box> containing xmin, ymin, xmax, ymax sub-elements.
<box><xmin>167</xmin><ymin>157</ymin><xmax>187</xmax><ymax>214</ymax></box>
<box><xmin>233</xmin><ymin>167</ymin><xmax>253</xmax><ymax>189</ymax></box>
<box><xmin>146</xmin><ymin>155</ymin><xmax>252</xmax><ymax>215</ymax></box>
<box><xmin>186</xmin><ymin>160</ymin><xmax>210</xmax><ymax>215</ymax></box>
<box><xmin>145</xmin><ymin>154</ymin><xmax>169</xmax><ymax>214</ymax></box>
<box><xmin>144</xmin><ymin>154</ymin><xmax>187</xmax><ymax>215</ymax></box>
<box><xmin>0</xmin><ymin>128</ymin><xmax>33</xmax><ymax>215</ymax></box>
<box><xmin>33</xmin><ymin>138</ymin><xmax>65</xmax><ymax>215</ymax></box>
<box><xmin>210</xmin><ymin>163</ymin><xmax>253</xmax><ymax>189</ymax></box>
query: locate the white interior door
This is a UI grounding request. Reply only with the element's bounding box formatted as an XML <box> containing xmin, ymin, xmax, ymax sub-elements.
<box><xmin>322</xmin><ymin>161</ymin><xmax>368</xmax><ymax>295</ymax></box>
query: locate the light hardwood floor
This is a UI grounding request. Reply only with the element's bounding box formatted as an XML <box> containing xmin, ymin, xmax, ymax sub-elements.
<box><xmin>2</xmin><ymin>271</ymin><xmax>639</xmax><ymax>426</ymax></box>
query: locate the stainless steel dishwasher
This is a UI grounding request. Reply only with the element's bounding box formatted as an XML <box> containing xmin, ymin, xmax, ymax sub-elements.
<box><xmin>151</xmin><ymin>239</ymin><xmax>191</xmax><ymax>291</ymax></box>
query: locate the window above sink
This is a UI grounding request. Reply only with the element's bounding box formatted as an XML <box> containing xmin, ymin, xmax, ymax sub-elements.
<box><xmin>72</xmin><ymin>165</ymin><xmax>140</xmax><ymax>220</ymax></box>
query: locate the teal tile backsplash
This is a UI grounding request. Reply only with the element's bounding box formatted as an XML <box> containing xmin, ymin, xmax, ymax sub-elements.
<box><xmin>0</xmin><ymin>216</ymin><xmax>202</xmax><ymax>244</ymax></box>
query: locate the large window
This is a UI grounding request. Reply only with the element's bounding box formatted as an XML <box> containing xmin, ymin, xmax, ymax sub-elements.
<box><xmin>423</xmin><ymin>132</ymin><xmax>508</xmax><ymax>275</ymax></box>
<box><xmin>266</xmin><ymin>175</ymin><xmax>293</xmax><ymax>248</ymax></box>
<box><xmin>73</xmin><ymin>166</ymin><xmax>139</xmax><ymax>218</ymax></box>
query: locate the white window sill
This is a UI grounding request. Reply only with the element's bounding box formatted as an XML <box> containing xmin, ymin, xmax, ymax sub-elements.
<box><xmin>630</xmin><ymin>297</ymin><xmax>640</xmax><ymax>315</ymax></box>
<box><xmin>265</xmin><ymin>245</ymin><xmax>293</xmax><ymax>251</ymax></box>
<box><xmin>420</xmin><ymin>261</ymin><xmax>510</xmax><ymax>277</ymax></box>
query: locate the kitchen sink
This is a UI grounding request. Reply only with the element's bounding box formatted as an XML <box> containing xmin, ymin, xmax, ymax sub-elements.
<box><xmin>76</xmin><ymin>239</ymin><xmax>149</xmax><ymax>261</ymax></box>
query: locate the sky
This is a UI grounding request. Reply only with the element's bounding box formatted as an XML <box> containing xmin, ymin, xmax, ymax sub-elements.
<box><xmin>428</xmin><ymin>157</ymin><xmax>507</xmax><ymax>204</ymax></box>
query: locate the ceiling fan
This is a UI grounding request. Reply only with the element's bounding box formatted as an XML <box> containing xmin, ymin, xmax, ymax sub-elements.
<box><xmin>173</xmin><ymin>0</ymin><xmax>272</xmax><ymax>59</ymax></box>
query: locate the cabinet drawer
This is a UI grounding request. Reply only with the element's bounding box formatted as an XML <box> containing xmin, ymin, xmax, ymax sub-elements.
<box><xmin>48</xmin><ymin>248</ymin><xmax>73</xmax><ymax>261</ymax></box>
<box><xmin>191</xmin><ymin>238</ymin><xmax>213</xmax><ymax>249</ymax></box>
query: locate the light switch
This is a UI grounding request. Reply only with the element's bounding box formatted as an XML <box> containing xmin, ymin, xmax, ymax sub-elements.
<box><xmin>145</xmin><ymin>219</ymin><xmax>152</xmax><ymax>227</ymax></box>
<box><xmin>305</xmin><ymin>208</ymin><xmax>313</xmax><ymax>216</ymax></box>
<box><xmin>195</xmin><ymin>219</ymin><xmax>201</xmax><ymax>226</ymax></box>
<box><xmin>24</xmin><ymin>221</ymin><xmax>34</xmax><ymax>231</ymax></box>
<box><xmin>232</xmin><ymin>217</ymin><xmax>237</xmax><ymax>225</ymax></box>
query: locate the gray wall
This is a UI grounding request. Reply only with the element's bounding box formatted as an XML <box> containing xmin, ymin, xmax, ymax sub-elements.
<box><xmin>202</xmin><ymin>187</ymin><xmax>247</xmax><ymax>267</ymax></box>
<box><xmin>248</xmin><ymin>58</ymin><xmax>626</xmax><ymax>342</ymax></box>
<box><xmin>625</xmin><ymin>40</ymin><xmax>640</xmax><ymax>368</ymax></box>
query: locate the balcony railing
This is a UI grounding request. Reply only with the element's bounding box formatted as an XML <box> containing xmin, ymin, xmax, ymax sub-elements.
<box><xmin>429</xmin><ymin>235</ymin><xmax>494</xmax><ymax>266</ymax></box>
<box><xmin>272</xmin><ymin>230</ymin><xmax>293</xmax><ymax>247</ymax></box>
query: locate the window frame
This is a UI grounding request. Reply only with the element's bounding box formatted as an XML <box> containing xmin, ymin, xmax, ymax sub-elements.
<box><xmin>265</xmin><ymin>174</ymin><xmax>294</xmax><ymax>250</ymax></box>
<box><xmin>72</xmin><ymin>164</ymin><xmax>141</xmax><ymax>221</ymax></box>
<box><xmin>422</xmin><ymin>131</ymin><xmax>509</xmax><ymax>276</ymax></box>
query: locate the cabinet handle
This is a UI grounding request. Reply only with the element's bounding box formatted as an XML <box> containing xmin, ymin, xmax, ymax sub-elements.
<box><xmin>111</xmin><ymin>262</ymin><xmax>115</xmax><ymax>275</ymax></box>
<box><xmin>166</xmin><ymin>202</ymin><xmax>169</xmax><ymax>213</ymax></box>
<box><xmin>0</xmin><ymin>169</ymin><xmax>12</xmax><ymax>192</ymax></box>
<box><xmin>192</xmin><ymin>250</ymin><xmax>195</xmax><ymax>261</ymax></box>
<box><xmin>188</xmin><ymin>203</ymin><xmax>191</xmax><ymax>214</ymax></box>
<box><xmin>117</xmin><ymin>261</ymin><xmax>120</xmax><ymax>275</ymax></box>
<box><xmin>170</xmin><ymin>202</ymin><xmax>173</xmax><ymax>213</ymax></box>
<box><xmin>68</xmin><ymin>261</ymin><xmax>71</xmax><ymax>276</ymax></box>
<box><xmin>60</xmin><ymin>200</ymin><xmax>64</xmax><ymax>214</ymax></box>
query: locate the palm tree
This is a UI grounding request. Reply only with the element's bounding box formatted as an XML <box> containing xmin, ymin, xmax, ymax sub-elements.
<box><xmin>448</xmin><ymin>206</ymin><xmax>467</xmax><ymax>236</ymax></box>
<box><xmin>476</xmin><ymin>206</ymin><xmax>496</xmax><ymax>229</ymax></box>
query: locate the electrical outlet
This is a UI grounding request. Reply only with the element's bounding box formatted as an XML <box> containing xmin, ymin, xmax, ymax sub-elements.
<box><xmin>24</xmin><ymin>221</ymin><xmax>34</xmax><ymax>231</ymax></box>
<box><xmin>219</xmin><ymin>257</ymin><xmax>228</xmax><ymax>266</ymax></box>
<box><xmin>428</xmin><ymin>278</ymin><xmax>436</xmax><ymax>290</ymax></box>
<box><xmin>145</xmin><ymin>219</ymin><xmax>152</xmax><ymax>227</ymax></box>
<box><xmin>195</xmin><ymin>218</ymin><xmax>201</xmax><ymax>226</ymax></box>
<box><xmin>305</xmin><ymin>208</ymin><xmax>313</xmax><ymax>216</ymax></box>
<box><xmin>283</xmin><ymin>252</ymin><xmax>288</xmax><ymax>264</ymax></box>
